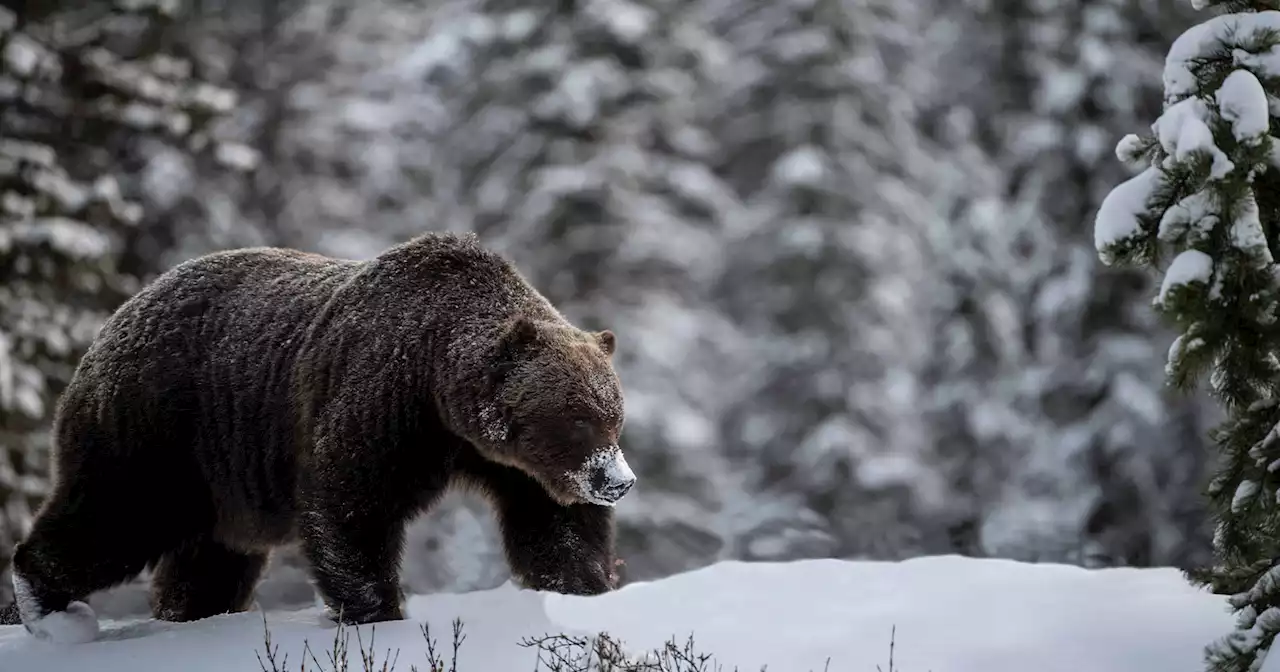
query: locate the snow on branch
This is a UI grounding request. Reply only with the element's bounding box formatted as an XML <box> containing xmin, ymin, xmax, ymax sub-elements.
<box><xmin>1217</xmin><ymin>69</ymin><xmax>1270</xmax><ymax>143</ymax></box>
<box><xmin>1095</xmin><ymin>11</ymin><xmax>1280</xmax><ymax>272</ymax></box>
<box><xmin>1154</xmin><ymin>97</ymin><xmax>1234</xmax><ymax>179</ymax></box>
<box><xmin>1093</xmin><ymin>166</ymin><xmax>1162</xmax><ymax>265</ymax></box>
<box><xmin>0</xmin><ymin>4</ymin><xmax>260</xmax><ymax>170</ymax></box>
<box><xmin>1164</xmin><ymin>11</ymin><xmax>1280</xmax><ymax>101</ymax></box>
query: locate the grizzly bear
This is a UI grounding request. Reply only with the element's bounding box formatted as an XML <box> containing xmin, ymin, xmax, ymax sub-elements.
<box><xmin>0</xmin><ymin>232</ymin><xmax>635</xmax><ymax>643</ymax></box>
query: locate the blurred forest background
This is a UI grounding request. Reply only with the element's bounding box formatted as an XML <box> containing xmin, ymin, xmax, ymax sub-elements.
<box><xmin>0</xmin><ymin>0</ymin><xmax>1217</xmax><ymax>617</ymax></box>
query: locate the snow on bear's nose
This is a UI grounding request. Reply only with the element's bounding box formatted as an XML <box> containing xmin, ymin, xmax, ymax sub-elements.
<box><xmin>573</xmin><ymin>446</ymin><xmax>637</xmax><ymax>506</ymax></box>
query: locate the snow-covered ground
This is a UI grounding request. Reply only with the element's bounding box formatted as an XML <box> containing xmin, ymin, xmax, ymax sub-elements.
<box><xmin>0</xmin><ymin>555</ymin><xmax>1237</xmax><ymax>672</ymax></box>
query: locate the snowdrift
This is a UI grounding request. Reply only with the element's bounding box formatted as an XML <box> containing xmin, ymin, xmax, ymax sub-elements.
<box><xmin>0</xmin><ymin>555</ymin><xmax>1237</xmax><ymax>672</ymax></box>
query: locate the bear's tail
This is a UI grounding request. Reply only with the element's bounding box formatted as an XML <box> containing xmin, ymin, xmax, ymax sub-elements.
<box><xmin>0</xmin><ymin>601</ymin><xmax>20</xmax><ymax>625</ymax></box>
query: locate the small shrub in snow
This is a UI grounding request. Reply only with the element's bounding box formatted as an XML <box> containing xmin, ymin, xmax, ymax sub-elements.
<box><xmin>252</xmin><ymin>614</ymin><xmax>904</xmax><ymax>672</ymax></box>
<box><xmin>519</xmin><ymin>631</ymin><xmax>735</xmax><ymax>671</ymax></box>
<box><xmin>255</xmin><ymin>612</ymin><xmax>426</xmax><ymax>672</ymax></box>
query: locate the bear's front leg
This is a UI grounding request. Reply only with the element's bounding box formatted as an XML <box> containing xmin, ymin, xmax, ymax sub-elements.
<box><xmin>297</xmin><ymin>500</ymin><xmax>409</xmax><ymax>625</ymax></box>
<box><xmin>506</xmin><ymin>503</ymin><xmax>618</xmax><ymax>596</ymax></box>
<box><xmin>460</xmin><ymin>457</ymin><xmax>618</xmax><ymax>595</ymax></box>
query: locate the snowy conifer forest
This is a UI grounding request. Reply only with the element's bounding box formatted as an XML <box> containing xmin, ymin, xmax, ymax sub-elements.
<box><xmin>12</xmin><ymin>0</ymin><xmax>1280</xmax><ymax>669</ymax></box>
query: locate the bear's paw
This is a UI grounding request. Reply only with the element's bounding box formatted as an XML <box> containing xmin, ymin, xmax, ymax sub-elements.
<box><xmin>25</xmin><ymin>601</ymin><xmax>100</xmax><ymax>645</ymax></box>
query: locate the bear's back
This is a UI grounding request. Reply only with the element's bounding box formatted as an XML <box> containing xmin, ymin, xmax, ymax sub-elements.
<box><xmin>54</xmin><ymin>247</ymin><xmax>363</xmax><ymax>529</ymax></box>
<box><xmin>82</xmin><ymin>246</ymin><xmax>360</xmax><ymax>373</ymax></box>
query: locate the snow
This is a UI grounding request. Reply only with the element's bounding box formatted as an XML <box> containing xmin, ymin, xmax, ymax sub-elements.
<box><xmin>1234</xmin><ymin>47</ymin><xmax>1280</xmax><ymax>84</ymax></box>
<box><xmin>116</xmin><ymin>0</ymin><xmax>181</xmax><ymax>15</ymax></box>
<box><xmin>584</xmin><ymin>0</ymin><xmax>655</xmax><ymax>44</ymax></box>
<box><xmin>502</xmin><ymin>11</ymin><xmax>539</xmax><ymax>42</ymax></box>
<box><xmin>1159</xmin><ymin>190</ymin><xmax>1216</xmax><ymax>244</ymax></box>
<box><xmin>1153</xmin><ymin>97</ymin><xmax>1233</xmax><ymax>179</ymax></box>
<box><xmin>1094</xmin><ymin>166</ymin><xmax>1161</xmax><ymax>262</ymax></box>
<box><xmin>1269</xmin><ymin>140</ymin><xmax>1280</xmax><ymax>172</ymax></box>
<box><xmin>2</xmin><ymin>35</ymin><xmax>40</xmax><ymax>78</ymax></box>
<box><xmin>1217</xmin><ymin>69</ymin><xmax>1271</xmax><ymax>143</ymax></box>
<box><xmin>1233</xmin><ymin>192</ymin><xmax>1273</xmax><ymax>265</ymax></box>
<box><xmin>1158</xmin><ymin>249</ymin><xmax>1214</xmax><ymax>305</ymax></box>
<box><xmin>1166</xmin><ymin>12</ymin><xmax>1280</xmax><ymax>99</ymax></box>
<box><xmin>1237</xmin><ymin>565</ymin><xmax>1280</xmax><ymax>608</ymax></box>
<box><xmin>187</xmin><ymin>83</ymin><xmax>237</xmax><ymax>114</ymax></box>
<box><xmin>1234</xmin><ymin>479</ymin><xmax>1261</xmax><ymax>513</ymax></box>
<box><xmin>1115</xmin><ymin>133</ymin><xmax>1148</xmax><ymax>167</ymax></box>
<box><xmin>771</xmin><ymin>146</ymin><xmax>827</xmax><ymax>187</ymax></box>
<box><xmin>213</xmin><ymin>143</ymin><xmax>261</xmax><ymax>172</ymax></box>
<box><xmin>0</xmin><ymin>556</ymin><xmax>1238</xmax><ymax>672</ymax></box>
<box><xmin>0</xmin><ymin>219</ymin><xmax>115</xmax><ymax>259</ymax></box>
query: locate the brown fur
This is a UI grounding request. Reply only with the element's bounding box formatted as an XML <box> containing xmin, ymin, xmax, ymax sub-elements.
<box><xmin>2</xmin><ymin>232</ymin><xmax>629</xmax><ymax>632</ymax></box>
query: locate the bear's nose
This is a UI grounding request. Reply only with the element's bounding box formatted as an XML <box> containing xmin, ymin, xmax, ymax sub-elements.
<box><xmin>590</xmin><ymin>449</ymin><xmax>636</xmax><ymax>503</ymax></box>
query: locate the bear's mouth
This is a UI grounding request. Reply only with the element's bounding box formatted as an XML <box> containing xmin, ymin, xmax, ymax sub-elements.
<box><xmin>564</xmin><ymin>446</ymin><xmax>636</xmax><ymax>507</ymax></box>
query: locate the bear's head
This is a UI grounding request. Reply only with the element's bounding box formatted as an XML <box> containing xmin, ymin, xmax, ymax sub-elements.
<box><xmin>482</xmin><ymin>314</ymin><xmax>635</xmax><ymax>507</ymax></box>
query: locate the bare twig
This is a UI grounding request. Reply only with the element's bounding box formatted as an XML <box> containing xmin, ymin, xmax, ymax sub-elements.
<box><xmin>255</xmin><ymin>612</ymin><xmax>290</xmax><ymax>672</ymax></box>
<box><xmin>255</xmin><ymin>614</ymin><xmax>871</xmax><ymax>672</ymax></box>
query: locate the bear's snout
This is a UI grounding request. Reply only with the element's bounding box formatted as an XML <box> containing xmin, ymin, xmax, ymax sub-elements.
<box><xmin>591</xmin><ymin>456</ymin><xmax>635</xmax><ymax>502</ymax></box>
<box><xmin>570</xmin><ymin>446</ymin><xmax>637</xmax><ymax>506</ymax></box>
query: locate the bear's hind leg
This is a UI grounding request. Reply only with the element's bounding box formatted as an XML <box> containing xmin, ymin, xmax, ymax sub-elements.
<box><xmin>456</xmin><ymin>453</ymin><xmax>618</xmax><ymax>595</ymax></box>
<box><xmin>11</xmin><ymin>490</ymin><xmax>174</xmax><ymax>643</ymax></box>
<box><xmin>149</xmin><ymin>537</ymin><xmax>269</xmax><ymax>622</ymax></box>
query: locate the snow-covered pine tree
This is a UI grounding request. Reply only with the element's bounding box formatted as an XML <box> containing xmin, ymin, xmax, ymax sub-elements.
<box><xmin>1095</xmin><ymin>3</ymin><xmax>1280</xmax><ymax>669</ymax></box>
<box><xmin>117</xmin><ymin>0</ymin><xmax>318</xmax><ymax>271</ymax></box>
<box><xmin>0</xmin><ymin>0</ymin><xmax>254</xmax><ymax>597</ymax></box>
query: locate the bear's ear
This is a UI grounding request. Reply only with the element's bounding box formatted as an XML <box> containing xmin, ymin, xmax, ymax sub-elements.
<box><xmin>492</xmin><ymin>315</ymin><xmax>541</xmax><ymax>382</ymax></box>
<box><xmin>499</xmin><ymin>314</ymin><xmax>542</xmax><ymax>356</ymax></box>
<box><xmin>595</xmin><ymin>330</ymin><xmax>616</xmax><ymax>357</ymax></box>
